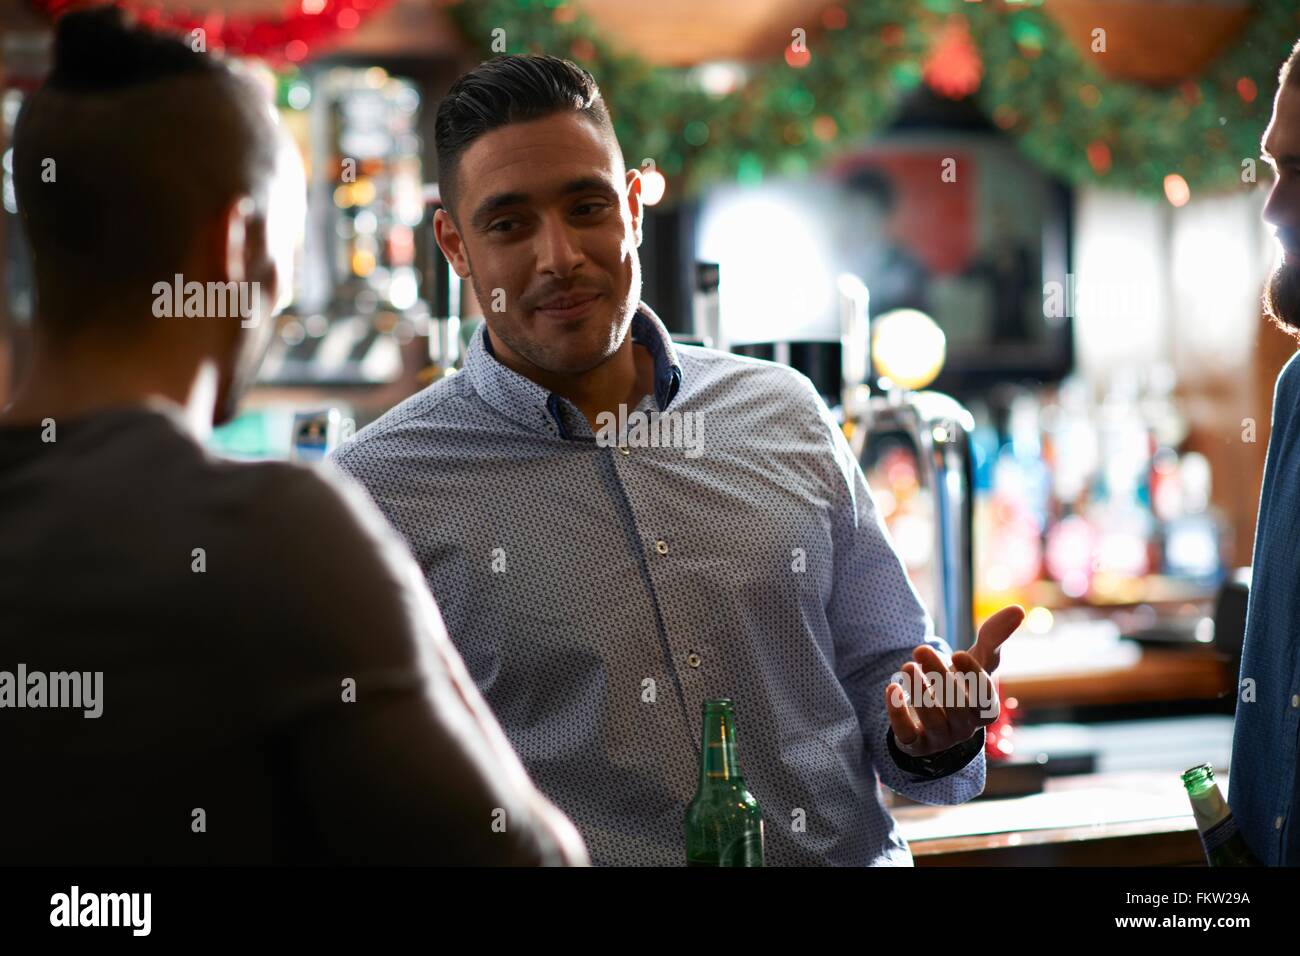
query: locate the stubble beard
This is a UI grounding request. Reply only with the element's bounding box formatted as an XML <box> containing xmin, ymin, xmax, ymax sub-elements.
<box><xmin>472</xmin><ymin>279</ymin><xmax>637</xmax><ymax>378</ymax></box>
<box><xmin>1265</xmin><ymin>259</ymin><xmax>1300</xmax><ymax>342</ymax></box>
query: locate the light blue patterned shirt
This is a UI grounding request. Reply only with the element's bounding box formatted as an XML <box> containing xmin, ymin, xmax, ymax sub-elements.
<box><xmin>332</xmin><ymin>300</ymin><xmax>985</xmax><ymax>866</ymax></box>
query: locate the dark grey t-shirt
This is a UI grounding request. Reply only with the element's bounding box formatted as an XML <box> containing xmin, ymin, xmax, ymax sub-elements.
<box><xmin>0</xmin><ymin>402</ymin><xmax>580</xmax><ymax>865</ymax></box>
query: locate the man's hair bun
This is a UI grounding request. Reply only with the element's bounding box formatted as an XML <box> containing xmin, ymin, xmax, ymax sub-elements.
<box><xmin>48</xmin><ymin>4</ymin><xmax>220</xmax><ymax>93</ymax></box>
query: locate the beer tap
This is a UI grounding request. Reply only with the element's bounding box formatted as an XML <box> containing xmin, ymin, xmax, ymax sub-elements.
<box><xmin>838</xmin><ymin>276</ymin><xmax>976</xmax><ymax>653</ymax></box>
<box><xmin>423</xmin><ymin>188</ymin><xmax>462</xmax><ymax>377</ymax></box>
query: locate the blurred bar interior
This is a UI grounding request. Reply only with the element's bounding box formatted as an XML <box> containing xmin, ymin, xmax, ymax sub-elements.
<box><xmin>3</xmin><ymin>0</ymin><xmax>1297</xmax><ymax>864</ymax></box>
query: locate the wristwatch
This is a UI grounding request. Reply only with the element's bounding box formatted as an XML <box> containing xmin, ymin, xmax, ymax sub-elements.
<box><xmin>885</xmin><ymin>726</ymin><xmax>986</xmax><ymax>781</ymax></box>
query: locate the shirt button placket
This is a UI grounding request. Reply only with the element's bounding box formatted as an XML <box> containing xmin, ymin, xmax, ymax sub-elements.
<box><xmin>649</xmin><ymin>537</ymin><xmax>688</xmax><ymax>679</ymax></box>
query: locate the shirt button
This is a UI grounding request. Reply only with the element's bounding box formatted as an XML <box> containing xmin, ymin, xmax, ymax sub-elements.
<box><xmin>1292</xmin><ymin>694</ymin><xmax>1299</xmax><ymax>708</ymax></box>
<box><xmin>1276</xmin><ymin>816</ymin><xmax>1285</xmax><ymax>830</ymax></box>
<box><xmin>687</xmin><ymin>652</ymin><xmax>702</xmax><ymax>668</ymax></box>
<box><xmin>618</xmin><ymin>445</ymin><xmax>630</xmax><ymax>456</ymax></box>
<box><xmin>654</xmin><ymin>539</ymin><xmax>669</xmax><ymax>555</ymax></box>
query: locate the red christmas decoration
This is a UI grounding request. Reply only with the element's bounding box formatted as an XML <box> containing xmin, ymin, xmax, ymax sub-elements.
<box><xmin>29</xmin><ymin>0</ymin><xmax>393</xmax><ymax>64</ymax></box>
<box><xmin>924</xmin><ymin>15</ymin><xmax>982</xmax><ymax>100</ymax></box>
<box><xmin>820</xmin><ymin>5</ymin><xmax>847</xmax><ymax>31</ymax></box>
<box><xmin>1086</xmin><ymin>140</ymin><xmax>1112</xmax><ymax>175</ymax></box>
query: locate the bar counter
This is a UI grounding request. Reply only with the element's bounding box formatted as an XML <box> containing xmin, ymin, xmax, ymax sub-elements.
<box><xmin>896</xmin><ymin>769</ymin><xmax>1218</xmax><ymax>866</ymax></box>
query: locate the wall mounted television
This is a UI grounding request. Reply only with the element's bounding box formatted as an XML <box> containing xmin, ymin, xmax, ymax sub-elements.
<box><xmin>694</xmin><ymin>89</ymin><xmax>1075</xmax><ymax>400</ymax></box>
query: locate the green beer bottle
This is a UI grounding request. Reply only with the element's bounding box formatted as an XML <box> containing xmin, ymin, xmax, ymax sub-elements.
<box><xmin>685</xmin><ymin>699</ymin><xmax>765</xmax><ymax>867</ymax></box>
<box><xmin>1181</xmin><ymin>763</ymin><xmax>1260</xmax><ymax>866</ymax></box>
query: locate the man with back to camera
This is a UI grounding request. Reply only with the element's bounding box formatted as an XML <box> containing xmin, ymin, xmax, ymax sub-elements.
<box><xmin>1230</xmin><ymin>37</ymin><xmax>1300</xmax><ymax>866</ymax></box>
<box><xmin>0</xmin><ymin>8</ymin><xmax>586</xmax><ymax>865</ymax></box>
<box><xmin>332</xmin><ymin>53</ymin><xmax>1027</xmax><ymax>866</ymax></box>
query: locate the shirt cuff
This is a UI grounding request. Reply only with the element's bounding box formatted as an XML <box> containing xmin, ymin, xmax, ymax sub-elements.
<box><xmin>885</xmin><ymin>726</ymin><xmax>985</xmax><ymax>781</ymax></box>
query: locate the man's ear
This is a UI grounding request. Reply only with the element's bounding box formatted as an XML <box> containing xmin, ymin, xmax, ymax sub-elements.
<box><xmin>434</xmin><ymin>207</ymin><xmax>471</xmax><ymax>278</ymax></box>
<box><xmin>221</xmin><ymin>195</ymin><xmax>258</xmax><ymax>284</ymax></box>
<box><xmin>625</xmin><ymin>167</ymin><xmax>644</xmax><ymax>248</ymax></box>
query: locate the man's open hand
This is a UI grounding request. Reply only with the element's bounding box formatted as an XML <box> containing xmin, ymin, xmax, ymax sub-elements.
<box><xmin>883</xmin><ymin>605</ymin><xmax>1026</xmax><ymax>758</ymax></box>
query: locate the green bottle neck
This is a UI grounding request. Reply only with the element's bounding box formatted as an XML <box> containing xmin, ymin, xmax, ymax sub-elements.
<box><xmin>1182</xmin><ymin>765</ymin><xmax>1217</xmax><ymax>798</ymax></box>
<box><xmin>698</xmin><ymin>707</ymin><xmax>743</xmax><ymax>790</ymax></box>
<box><xmin>1182</xmin><ymin>765</ymin><xmax>1230</xmax><ymax>829</ymax></box>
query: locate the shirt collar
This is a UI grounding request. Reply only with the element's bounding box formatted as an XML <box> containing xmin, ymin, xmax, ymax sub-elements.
<box><xmin>464</xmin><ymin>299</ymin><xmax>683</xmax><ymax>440</ymax></box>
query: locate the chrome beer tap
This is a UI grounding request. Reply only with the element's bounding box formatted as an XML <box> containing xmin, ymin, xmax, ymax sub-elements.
<box><xmin>838</xmin><ymin>276</ymin><xmax>976</xmax><ymax>653</ymax></box>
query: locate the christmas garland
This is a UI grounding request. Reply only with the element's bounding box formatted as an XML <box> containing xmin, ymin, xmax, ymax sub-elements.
<box><xmin>27</xmin><ymin>0</ymin><xmax>1299</xmax><ymax>197</ymax></box>
<box><xmin>445</xmin><ymin>0</ymin><xmax>1297</xmax><ymax>201</ymax></box>
<box><xmin>443</xmin><ymin>0</ymin><xmax>933</xmax><ymax>201</ymax></box>
<box><xmin>964</xmin><ymin>0</ymin><xmax>1300</xmax><ymax>196</ymax></box>
<box><xmin>29</xmin><ymin>0</ymin><xmax>394</xmax><ymax>64</ymax></box>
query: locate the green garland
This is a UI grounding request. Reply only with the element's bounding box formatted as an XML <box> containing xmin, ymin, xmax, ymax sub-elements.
<box><xmin>443</xmin><ymin>0</ymin><xmax>1297</xmax><ymax>201</ymax></box>
<box><xmin>965</xmin><ymin>0</ymin><xmax>1300</xmax><ymax>196</ymax></box>
<box><xmin>444</xmin><ymin>0</ymin><xmax>930</xmax><ymax>201</ymax></box>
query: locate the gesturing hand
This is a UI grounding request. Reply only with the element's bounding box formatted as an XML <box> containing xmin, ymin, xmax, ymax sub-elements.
<box><xmin>883</xmin><ymin>605</ymin><xmax>1026</xmax><ymax>758</ymax></box>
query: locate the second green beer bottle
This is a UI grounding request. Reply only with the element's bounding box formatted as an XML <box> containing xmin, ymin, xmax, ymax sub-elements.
<box><xmin>1181</xmin><ymin>763</ymin><xmax>1260</xmax><ymax>866</ymax></box>
<box><xmin>685</xmin><ymin>698</ymin><xmax>765</xmax><ymax>866</ymax></box>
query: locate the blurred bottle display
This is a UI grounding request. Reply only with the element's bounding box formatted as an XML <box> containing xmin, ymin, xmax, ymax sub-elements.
<box><xmin>864</xmin><ymin>362</ymin><xmax>1227</xmax><ymax>628</ymax></box>
<box><xmin>254</xmin><ymin>65</ymin><xmax>430</xmax><ymax>388</ymax></box>
<box><xmin>325</xmin><ymin>65</ymin><xmax>425</xmax><ymax>317</ymax></box>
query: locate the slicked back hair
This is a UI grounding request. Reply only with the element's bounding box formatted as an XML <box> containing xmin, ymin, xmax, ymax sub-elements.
<box><xmin>433</xmin><ymin>54</ymin><xmax>621</xmax><ymax>229</ymax></box>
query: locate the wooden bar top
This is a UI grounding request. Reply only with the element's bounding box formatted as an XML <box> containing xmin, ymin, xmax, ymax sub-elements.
<box><xmin>999</xmin><ymin>647</ymin><xmax>1235</xmax><ymax>710</ymax></box>
<box><xmin>894</xmin><ymin>770</ymin><xmax>1217</xmax><ymax>866</ymax></box>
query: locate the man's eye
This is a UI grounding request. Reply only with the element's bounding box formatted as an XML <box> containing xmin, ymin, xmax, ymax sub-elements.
<box><xmin>489</xmin><ymin>204</ymin><xmax>609</xmax><ymax>232</ymax></box>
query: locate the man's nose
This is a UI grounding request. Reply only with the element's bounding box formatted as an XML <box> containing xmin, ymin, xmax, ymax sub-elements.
<box><xmin>534</xmin><ymin>211</ymin><xmax>585</xmax><ymax>275</ymax></box>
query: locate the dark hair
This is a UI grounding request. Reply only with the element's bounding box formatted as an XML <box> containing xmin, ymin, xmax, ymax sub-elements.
<box><xmin>433</xmin><ymin>54</ymin><xmax>618</xmax><ymax>226</ymax></box>
<box><xmin>1283</xmin><ymin>38</ymin><xmax>1300</xmax><ymax>88</ymax></box>
<box><xmin>44</xmin><ymin>4</ymin><xmax>224</xmax><ymax>91</ymax></box>
<box><xmin>13</xmin><ymin>5</ymin><xmax>277</xmax><ymax>334</ymax></box>
<box><xmin>844</xmin><ymin>168</ymin><xmax>896</xmax><ymax>213</ymax></box>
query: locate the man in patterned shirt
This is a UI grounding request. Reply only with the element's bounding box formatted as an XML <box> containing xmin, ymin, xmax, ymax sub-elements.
<box><xmin>333</xmin><ymin>54</ymin><xmax>1025</xmax><ymax>866</ymax></box>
